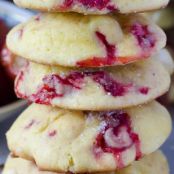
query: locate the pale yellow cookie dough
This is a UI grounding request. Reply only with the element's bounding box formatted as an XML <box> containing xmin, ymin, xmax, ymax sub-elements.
<box><xmin>13</xmin><ymin>0</ymin><xmax>169</xmax><ymax>15</ymax></box>
<box><xmin>7</xmin><ymin>13</ymin><xmax>166</xmax><ymax>67</ymax></box>
<box><xmin>15</xmin><ymin>58</ymin><xmax>170</xmax><ymax>111</ymax></box>
<box><xmin>6</xmin><ymin>101</ymin><xmax>171</xmax><ymax>172</ymax></box>
<box><xmin>2</xmin><ymin>151</ymin><xmax>169</xmax><ymax>174</ymax></box>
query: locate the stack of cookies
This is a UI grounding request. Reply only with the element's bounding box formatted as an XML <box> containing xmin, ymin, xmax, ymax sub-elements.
<box><xmin>2</xmin><ymin>0</ymin><xmax>172</xmax><ymax>173</ymax></box>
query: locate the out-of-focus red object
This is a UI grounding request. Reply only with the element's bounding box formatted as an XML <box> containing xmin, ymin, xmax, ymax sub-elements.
<box><xmin>1</xmin><ymin>45</ymin><xmax>27</xmax><ymax>80</ymax></box>
<box><xmin>0</xmin><ymin>19</ymin><xmax>18</xmax><ymax>106</ymax></box>
<box><xmin>0</xmin><ymin>63</ymin><xmax>17</xmax><ymax>106</ymax></box>
<box><xmin>0</xmin><ymin>18</ymin><xmax>8</xmax><ymax>52</ymax></box>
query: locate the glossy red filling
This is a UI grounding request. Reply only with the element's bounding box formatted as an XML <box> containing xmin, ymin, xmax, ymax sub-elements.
<box><xmin>16</xmin><ymin>67</ymin><xmax>149</xmax><ymax>104</ymax></box>
<box><xmin>77</xmin><ymin>23</ymin><xmax>156</xmax><ymax>67</ymax></box>
<box><xmin>131</xmin><ymin>23</ymin><xmax>156</xmax><ymax>51</ymax></box>
<box><xmin>89</xmin><ymin>71</ymin><xmax>131</xmax><ymax>96</ymax></box>
<box><xmin>62</xmin><ymin>0</ymin><xmax>116</xmax><ymax>11</ymax></box>
<box><xmin>138</xmin><ymin>87</ymin><xmax>149</xmax><ymax>95</ymax></box>
<box><xmin>28</xmin><ymin>71</ymin><xmax>131</xmax><ymax>105</ymax></box>
<box><xmin>29</xmin><ymin>72</ymin><xmax>83</xmax><ymax>105</ymax></box>
<box><xmin>77</xmin><ymin>31</ymin><xmax>117</xmax><ymax>67</ymax></box>
<box><xmin>93</xmin><ymin>111</ymin><xmax>142</xmax><ymax>168</ymax></box>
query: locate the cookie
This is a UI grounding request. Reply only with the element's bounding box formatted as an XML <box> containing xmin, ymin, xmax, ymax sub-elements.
<box><xmin>116</xmin><ymin>151</ymin><xmax>169</xmax><ymax>174</ymax></box>
<box><xmin>6</xmin><ymin>101</ymin><xmax>171</xmax><ymax>172</ymax></box>
<box><xmin>0</xmin><ymin>45</ymin><xmax>27</xmax><ymax>80</ymax></box>
<box><xmin>2</xmin><ymin>151</ymin><xmax>169</xmax><ymax>174</ymax></box>
<box><xmin>143</xmin><ymin>7</ymin><xmax>174</xmax><ymax>29</ymax></box>
<box><xmin>15</xmin><ymin>58</ymin><xmax>170</xmax><ymax>111</ymax></box>
<box><xmin>155</xmin><ymin>48</ymin><xmax>174</xmax><ymax>75</ymax></box>
<box><xmin>13</xmin><ymin>0</ymin><xmax>169</xmax><ymax>14</ymax></box>
<box><xmin>7</xmin><ymin>13</ymin><xmax>166</xmax><ymax>67</ymax></box>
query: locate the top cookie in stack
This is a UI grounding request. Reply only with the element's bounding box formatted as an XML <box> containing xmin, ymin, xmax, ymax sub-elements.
<box><xmin>13</xmin><ymin>0</ymin><xmax>169</xmax><ymax>14</ymax></box>
<box><xmin>4</xmin><ymin>0</ymin><xmax>172</xmax><ymax>174</ymax></box>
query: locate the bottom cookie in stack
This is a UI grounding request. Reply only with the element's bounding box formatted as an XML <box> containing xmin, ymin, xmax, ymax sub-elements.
<box><xmin>6</xmin><ymin>101</ymin><xmax>171</xmax><ymax>172</ymax></box>
<box><xmin>2</xmin><ymin>151</ymin><xmax>169</xmax><ymax>174</ymax></box>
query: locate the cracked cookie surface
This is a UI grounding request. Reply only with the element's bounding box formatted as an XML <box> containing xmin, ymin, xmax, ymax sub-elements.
<box><xmin>6</xmin><ymin>101</ymin><xmax>171</xmax><ymax>172</ymax></box>
<box><xmin>7</xmin><ymin>13</ymin><xmax>166</xmax><ymax>67</ymax></box>
<box><xmin>15</xmin><ymin>58</ymin><xmax>170</xmax><ymax>110</ymax></box>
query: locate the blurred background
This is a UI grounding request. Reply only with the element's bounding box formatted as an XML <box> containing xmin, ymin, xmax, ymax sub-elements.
<box><xmin>0</xmin><ymin>0</ymin><xmax>174</xmax><ymax>173</ymax></box>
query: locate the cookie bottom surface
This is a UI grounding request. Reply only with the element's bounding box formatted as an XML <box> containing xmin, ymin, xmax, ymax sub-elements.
<box><xmin>2</xmin><ymin>151</ymin><xmax>169</xmax><ymax>174</ymax></box>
